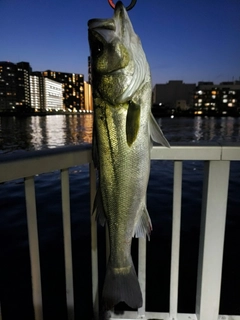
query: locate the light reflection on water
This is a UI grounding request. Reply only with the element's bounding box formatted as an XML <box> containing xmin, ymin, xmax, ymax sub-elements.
<box><xmin>0</xmin><ymin>114</ymin><xmax>93</xmax><ymax>153</ymax></box>
<box><xmin>157</xmin><ymin>116</ymin><xmax>240</xmax><ymax>143</ymax></box>
<box><xmin>1</xmin><ymin>115</ymin><xmax>240</xmax><ymax>154</ymax></box>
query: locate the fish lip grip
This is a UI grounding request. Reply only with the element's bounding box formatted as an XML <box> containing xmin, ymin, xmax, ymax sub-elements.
<box><xmin>108</xmin><ymin>0</ymin><xmax>137</xmax><ymax>11</ymax></box>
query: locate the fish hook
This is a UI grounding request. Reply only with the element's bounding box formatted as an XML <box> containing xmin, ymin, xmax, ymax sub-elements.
<box><xmin>108</xmin><ymin>0</ymin><xmax>137</xmax><ymax>11</ymax></box>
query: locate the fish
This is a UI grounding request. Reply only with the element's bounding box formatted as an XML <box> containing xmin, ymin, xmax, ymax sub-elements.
<box><xmin>88</xmin><ymin>1</ymin><xmax>170</xmax><ymax>311</ymax></box>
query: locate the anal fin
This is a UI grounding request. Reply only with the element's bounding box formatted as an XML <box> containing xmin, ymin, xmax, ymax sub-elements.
<box><xmin>93</xmin><ymin>188</ymin><xmax>106</xmax><ymax>226</ymax></box>
<box><xmin>133</xmin><ymin>206</ymin><xmax>152</xmax><ymax>240</ymax></box>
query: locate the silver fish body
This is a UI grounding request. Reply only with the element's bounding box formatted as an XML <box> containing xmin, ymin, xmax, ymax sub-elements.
<box><xmin>88</xmin><ymin>1</ymin><xmax>169</xmax><ymax>310</ymax></box>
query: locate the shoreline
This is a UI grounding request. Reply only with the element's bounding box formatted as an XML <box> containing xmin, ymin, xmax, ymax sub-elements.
<box><xmin>0</xmin><ymin>110</ymin><xmax>93</xmax><ymax>117</ymax></box>
<box><xmin>1</xmin><ymin>109</ymin><xmax>240</xmax><ymax>118</ymax></box>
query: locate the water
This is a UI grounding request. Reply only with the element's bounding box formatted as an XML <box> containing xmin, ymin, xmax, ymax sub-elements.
<box><xmin>1</xmin><ymin>115</ymin><xmax>240</xmax><ymax>319</ymax></box>
<box><xmin>0</xmin><ymin>114</ymin><xmax>93</xmax><ymax>153</ymax></box>
<box><xmin>1</xmin><ymin>115</ymin><xmax>240</xmax><ymax>153</ymax></box>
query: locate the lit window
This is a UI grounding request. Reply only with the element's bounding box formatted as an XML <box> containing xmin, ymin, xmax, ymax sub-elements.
<box><xmin>223</xmin><ymin>99</ymin><xmax>227</xmax><ymax>103</ymax></box>
<box><xmin>212</xmin><ymin>95</ymin><xmax>216</xmax><ymax>99</ymax></box>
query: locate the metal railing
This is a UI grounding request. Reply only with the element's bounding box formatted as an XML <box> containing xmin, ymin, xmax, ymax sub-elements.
<box><xmin>1</xmin><ymin>143</ymin><xmax>240</xmax><ymax>320</ymax></box>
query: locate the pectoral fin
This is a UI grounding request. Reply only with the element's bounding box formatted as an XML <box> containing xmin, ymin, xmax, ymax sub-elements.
<box><xmin>150</xmin><ymin>112</ymin><xmax>170</xmax><ymax>147</ymax></box>
<box><xmin>126</xmin><ymin>101</ymin><xmax>140</xmax><ymax>146</ymax></box>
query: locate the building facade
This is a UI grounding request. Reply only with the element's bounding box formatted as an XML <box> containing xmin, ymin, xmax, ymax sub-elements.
<box><xmin>194</xmin><ymin>81</ymin><xmax>240</xmax><ymax>115</ymax></box>
<box><xmin>30</xmin><ymin>74</ymin><xmax>63</xmax><ymax>111</ymax></box>
<box><xmin>43</xmin><ymin>78</ymin><xmax>63</xmax><ymax>110</ymax></box>
<box><xmin>84</xmin><ymin>81</ymin><xmax>93</xmax><ymax>112</ymax></box>
<box><xmin>152</xmin><ymin>80</ymin><xmax>196</xmax><ymax>110</ymax></box>
<box><xmin>0</xmin><ymin>61</ymin><xmax>32</xmax><ymax>111</ymax></box>
<box><xmin>0</xmin><ymin>62</ymin><xmax>86</xmax><ymax>112</ymax></box>
<box><xmin>0</xmin><ymin>62</ymin><xmax>16</xmax><ymax>111</ymax></box>
<box><xmin>15</xmin><ymin>62</ymin><xmax>32</xmax><ymax>110</ymax></box>
<box><xmin>30</xmin><ymin>72</ymin><xmax>45</xmax><ymax>110</ymax></box>
<box><xmin>42</xmin><ymin>70</ymin><xmax>84</xmax><ymax>111</ymax></box>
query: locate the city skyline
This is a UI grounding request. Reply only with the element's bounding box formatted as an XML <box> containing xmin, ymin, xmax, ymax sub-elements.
<box><xmin>1</xmin><ymin>0</ymin><xmax>240</xmax><ymax>86</ymax></box>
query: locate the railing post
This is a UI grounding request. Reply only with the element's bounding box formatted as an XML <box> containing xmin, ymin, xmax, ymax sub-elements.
<box><xmin>196</xmin><ymin>160</ymin><xmax>230</xmax><ymax>320</ymax></box>
<box><xmin>25</xmin><ymin>176</ymin><xmax>43</xmax><ymax>320</ymax></box>
<box><xmin>61</xmin><ymin>169</ymin><xmax>74</xmax><ymax>320</ymax></box>
<box><xmin>90</xmin><ymin>161</ymin><xmax>99</xmax><ymax>320</ymax></box>
<box><xmin>169</xmin><ymin>161</ymin><xmax>183</xmax><ymax>320</ymax></box>
<box><xmin>138</xmin><ymin>237</ymin><xmax>147</xmax><ymax>318</ymax></box>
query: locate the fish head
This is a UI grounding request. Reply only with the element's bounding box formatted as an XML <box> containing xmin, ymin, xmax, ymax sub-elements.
<box><xmin>88</xmin><ymin>1</ymin><xmax>150</xmax><ymax>105</ymax></box>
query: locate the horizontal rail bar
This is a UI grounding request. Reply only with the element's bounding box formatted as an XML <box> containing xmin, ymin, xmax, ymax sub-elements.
<box><xmin>1</xmin><ymin>143</ymin><xmax>240</xmax><ymax>183</ymax></box>
<box><xmin>109</xmin><ymin>311</ymin><xmax>240</xmax><ymax>319</ymax></box>
<box><xmin>151</xmin><ymin>144</ymin><xmax>223</xmax><ymax>160</ymax></box>
<box><xmin>0</xmin><ymin>145</ymin><xmax>92</xmax><ymax>183</ymax></box>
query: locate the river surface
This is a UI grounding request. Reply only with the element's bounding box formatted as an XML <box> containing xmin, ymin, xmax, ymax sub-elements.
<box><xmin>1</xmin><ymin>115</ymin><xmax>240</xmax><ymax>152</ymax></box>
<box><xmin>0</xmin><ymin>115</ymin><xmax>240</xmax><ymax>319</ymax></box>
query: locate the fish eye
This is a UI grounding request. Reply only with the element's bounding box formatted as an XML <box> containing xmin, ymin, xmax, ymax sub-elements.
<box><xmin>92</xmin><ymin>39</ymin><xmax>104</xmax><ymax>58</ymax></box>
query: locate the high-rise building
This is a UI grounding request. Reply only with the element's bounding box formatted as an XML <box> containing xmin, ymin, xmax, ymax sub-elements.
<box><xmin>44</xmin><ymin>78</ymin><xmax>63</xmax><ymax>110</ymax></box>
<box><xmin>0</xmin><ymin>61</ymin><xmax>32</xmax><ymax>112</ymax></box>
<box><xmin>30</xmin><ymin>73</ymin><xmax>64</xmax><ymax>111</ymax></box>
<box><xmin>30</xmin><ymin>72</ymin><xmax>45</xmax><ymax>110</ymax></box>
<box><xmin>88</xmin><ymin>56</ymin><xmax>92</xmax><ymax>84</ymax></box>
<box><xmin>15</xmin><ymin>62</ymin><xmax>32</xmax><ymax>110</ymax></box>
<box><xmin>194</xmin><ymin>81</ymin><xmax>240</xmax><ymax>114</ymax></box>
<box><xmin>152</xmin><ymin>80</ymin><xmax>196</xmax><ymax>109</ymax></box>
<box><xmin>84</xmin><ymin>81</ymin><xmax>93</xmax><ymax>112</ymax></box>
<box><xmin>42</xmin><ymin>70</ymin><xmax>84</xmax><ymax>111</ymax></box>
<box><xmin>0</xmin><ymin>61</ymin><xmax>16</xmax><ymax>111</ymax></box>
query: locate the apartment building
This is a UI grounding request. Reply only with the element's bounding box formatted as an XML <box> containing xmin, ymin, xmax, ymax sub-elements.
<box><xmin>42</xmin><ymin>70</ymin><xmax>84</xmax><ymax>111</ymax></box>
<box><xmin>0</xmin><ymin>61</ymin><xmax>32</xmax><ymax>111</ymax></box>
<box><xmin>194</xmin><ymin>81</ymin><xmax>240</xmax><ymax>113</ymax></box>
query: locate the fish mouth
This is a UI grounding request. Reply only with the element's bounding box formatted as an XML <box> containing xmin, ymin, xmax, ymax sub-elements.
<box><xmin>88</xmin><ymin>2</ymin><xmax>128</xmax><ymax>62</ymax></box>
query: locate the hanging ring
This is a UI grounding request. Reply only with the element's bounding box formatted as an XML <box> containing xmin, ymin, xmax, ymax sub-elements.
<box><xmin>108</xmin><ymin>0</ymin><xmax>137</xmax><ymax>11</ymax></box>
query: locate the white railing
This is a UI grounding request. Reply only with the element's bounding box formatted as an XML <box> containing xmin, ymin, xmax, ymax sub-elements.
<box><xmin>0</xmin><ymin>143</ymin><xmax>240</xmax><ymax>320</ymax></box>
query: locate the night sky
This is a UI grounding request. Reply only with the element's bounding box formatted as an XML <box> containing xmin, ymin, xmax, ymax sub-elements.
<box><xmin>1</xmin><ymin>0</ymin><xmax>240</xmax><ymax>86</ymax></box>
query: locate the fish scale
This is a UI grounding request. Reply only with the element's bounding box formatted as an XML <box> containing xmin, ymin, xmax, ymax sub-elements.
<box><xmin>88</xmin><ymin>1</ymin><xmax>169</xmax><ymax>310</ymax></box>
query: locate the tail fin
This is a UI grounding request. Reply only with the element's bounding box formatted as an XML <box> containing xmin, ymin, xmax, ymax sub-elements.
<box><xmin>102</xmin><ymin>262</ymin><xmax>143</xmax><ymax>310</ymax></box>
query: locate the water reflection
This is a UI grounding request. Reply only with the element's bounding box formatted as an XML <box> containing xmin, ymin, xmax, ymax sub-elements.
<box><xmin>159</xmin><ymin>116</ymin><xmax>240</xmax><ymax>143</ymax></box>
<box><xmin>2</xmin><ymin>115</ymin><xmax>240</xmax><ymax>153</ymax></box>
<box><xmin>65</xmin><ymin>114</ymin><xmax>93</xmax><ymax>145</ymax></box>
<box><xmin>0</xmin><ymin>114</ymin><xmax>93</xmax><ymax>152</ymax></box>
<box><xmin>194</xmin><ymin>117</ymin><xmax>203</xmax><ymax>141</ymax></box>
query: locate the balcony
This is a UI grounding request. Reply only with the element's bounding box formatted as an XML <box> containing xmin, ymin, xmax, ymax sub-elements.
<box><xmin>0</xmin><ymin>143</ymin><xmax>240</xmax><ymax>320</ymax></box>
